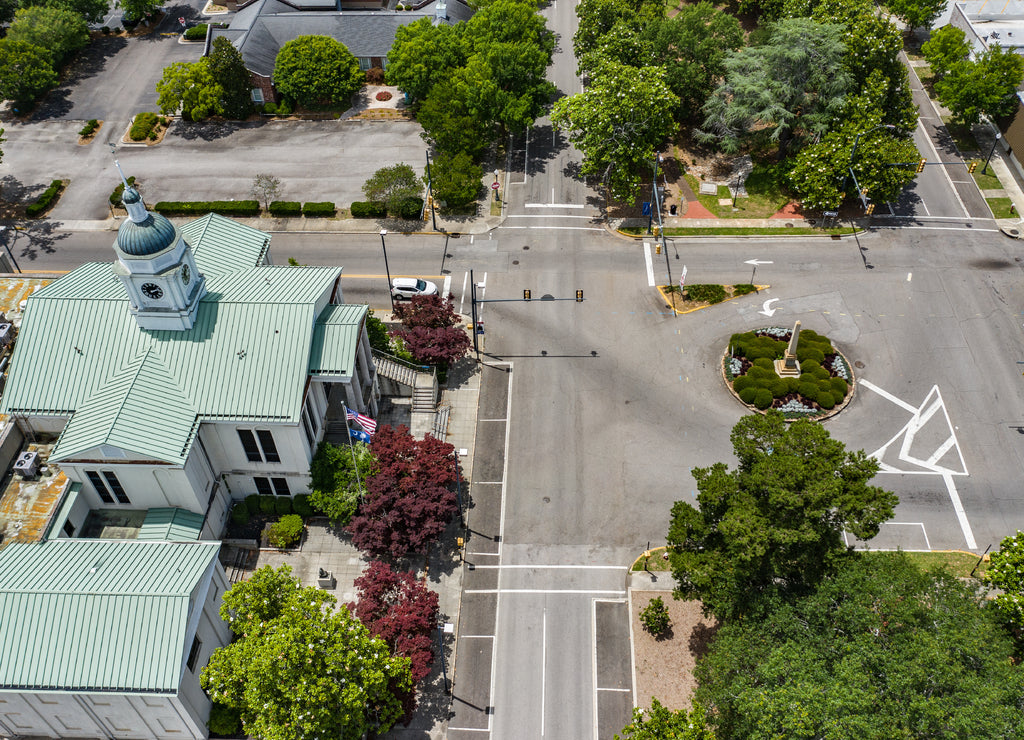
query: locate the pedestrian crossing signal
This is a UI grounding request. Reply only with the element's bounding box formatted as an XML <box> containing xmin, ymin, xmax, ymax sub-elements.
<box><xmin>865</xmin><ymin>203</ymin><xmax>875</xmax><ymax>215</ymax></box>
<box><xmin>576</xmin><ymin>290</ymin><xmax>584</xmax><ymax>302</ymax></box>
<box><xmin>968</xmin><ymin>161</ymin><xmax>978</xmax><ymax>173</ymax></box>
<box><xmin>916</xmin><ymin>158</ymin><xmax>926</xmax><ymax>173</ymax></box>
<box><xmin>523</xmin><ymin>289</ymin><xmax>531</xmax><ymax>301</ymax></box>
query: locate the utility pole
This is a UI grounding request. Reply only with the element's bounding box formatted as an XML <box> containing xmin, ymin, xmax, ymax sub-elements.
<box><xmin>652</xmin><ymin>155</ymin><xmax>674</xmax><ymax>316</ymax></box>
<box><xmin>425</xmin><ymin>151</ymin><xmax>438</xmax><ymax>231</ymax></box>
<box><xmin>470</xmin><ymin>269</ymin><xmax>480</xmax><ymax>361</ymax></box>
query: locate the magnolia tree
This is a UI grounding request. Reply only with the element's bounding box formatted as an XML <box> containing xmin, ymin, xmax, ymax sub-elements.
<box><xmin>983</xmin><ymin>530</ymin><xmax>1024</xmax><ymax>633</ymax></box>
<box><xmin>346</xmin><ymin>425</ymin><xmax>460</xmax><ymax>558</ymax></box>
<box><xmin>201</xmin><ymin>565</ymin><xmax>411</xmax><ymax>740</ymax></box>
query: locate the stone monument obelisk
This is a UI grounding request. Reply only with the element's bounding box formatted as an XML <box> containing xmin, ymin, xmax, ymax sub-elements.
<box><xmin>774</xmin><ymin>320</ymin><xmax>802</xmax><ymax>377</ymax></box>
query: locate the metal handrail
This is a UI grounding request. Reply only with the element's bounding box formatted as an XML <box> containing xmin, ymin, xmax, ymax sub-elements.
<box><xmin>372</xmin><ymin>349</ymin><xmax>436</xmax><ymax>377</ymax></box>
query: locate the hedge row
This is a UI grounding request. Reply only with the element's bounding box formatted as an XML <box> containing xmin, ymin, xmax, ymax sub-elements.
<box><xmin>269</xmin><ymin>201</ymin><xmax>301</xmax><ymax>216</ymax></box>
<box><xmin>729</xmin><ymin>327</ymin><xmax>834</xmax><ymax>364</ymax></box>
<box><xmin>154</xmin><ymin>200</ymin><xmax>260</xmax><ymax>216</ymax></box>
<box><xmin>79</xmin><ymin>119</ymin><xmax>99</xmax><ymax>137</ymax></box>
<box><xmin>233</xmin><ymin>493</ymin><xmax>315</xmax><ymax>525</ymax></box>
<box><xmin>129</xmin><ymin>112</ymin><xmax>166</xmax><ymax>142</ymax></box>
<box><xmin>26</xmin><ymin>180</ymin><xmax>65</xmax><ymax>218</ymax></box>
<box><xmin>302</xmin><ymin>201</ymin><xmax>336</xmax><ymax>217</ymax></box>
<box><xmin>351</xmin><ymin>197</ymin><xmax>424</xmax><ymax>219</ymax></box>
<box><xmin>183</xmin><ymin>24</ymin><xmax>207</xmax><ymax>41</ymax></box>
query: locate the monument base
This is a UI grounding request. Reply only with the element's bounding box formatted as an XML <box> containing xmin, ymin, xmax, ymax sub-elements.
<box><xmin>774</xmin><ymin>358</ymin><xmax>801</xmax><ymax>377</ymax></box>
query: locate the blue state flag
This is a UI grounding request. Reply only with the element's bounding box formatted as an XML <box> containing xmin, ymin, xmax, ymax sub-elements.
<box><xmin>350</xmin><ymin>428</ymin><xmax>372</xmax><ymax>444</ymax></box>
<box><xmin>642</xmin><ymin>201</ymin><xmax>652</xmax><ymax>216</ymax></box>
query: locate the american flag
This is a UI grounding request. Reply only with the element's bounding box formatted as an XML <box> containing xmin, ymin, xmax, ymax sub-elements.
<box><xmin>346</xmin><ymin>407</ymin><xmax>377</xmax><ymax>435</ymax></box>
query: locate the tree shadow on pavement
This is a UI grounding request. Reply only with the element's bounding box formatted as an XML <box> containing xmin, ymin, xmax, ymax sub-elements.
<box><xmin>173</xmin><ymin>120</ymin><xmax>267</xmax><ymax>142</ymax></box>
<box><xmin>3</xmin><ymin>220</ymin><xmax>71</xmax><ymax>263</ymax></box>
<box><xmin>31</xmin><ymin>37</ymin><xmax>128</xmax><ymax>122</ymax></box>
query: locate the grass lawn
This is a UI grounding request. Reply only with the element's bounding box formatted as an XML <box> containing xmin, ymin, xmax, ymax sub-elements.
<box><xmin>941</xmin><ymin>117</ymin><xmax>980</xmax><ymax>154</ymax></box>
<box><xmin>866</xmin><ymin>550</ymin><xmax>988</xmax><ymax>579</ymax></box>
<box><xmin>915</xmin><ymin>65</ymin><xmax>935</xmax><ymax>88</ymax></box>
<box><xmin>684</xmin><ymin>162</ymin><xmax>791</xmax><ymax>218</ymax></box>
<box><xmin>621</xmin><ymin>225</ymin><xmax>853</xmax><ymax>236</ymax></box>
<box><xmin>987</xmin><ymin>197</ymin><xmax>1017</xmax><ymax>218</ymax></box>
<box><xmin>631</xmin><ymin>546</ymin><xmax>672</xmax><ymax>571</ymax></box>
<box><xmin>970</xmin><ymin>162</ymin><xmax>1003</xmax><ymax>190</ymax></box>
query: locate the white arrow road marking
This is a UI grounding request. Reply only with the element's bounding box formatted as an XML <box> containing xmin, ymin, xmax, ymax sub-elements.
<box><xmin>758</xmin><ymin>298</ymin><xmax>780</xmax><ymax>317</ymax></box>
<box><xmin>744</xmin><ymin>259</ymin><xmax>774</xmax><ymax>266</ymax></box>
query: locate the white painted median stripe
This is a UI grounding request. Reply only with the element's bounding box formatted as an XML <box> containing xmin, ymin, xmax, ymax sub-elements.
<box><xmin>944</xmin><ymin>472</ymin><xmax>977</xmax><ymax>550</ymax></box>
<box><xmin>643</xmin><ymin>242</ymin><xmax>655</xmax><ymax>287</ymax></box>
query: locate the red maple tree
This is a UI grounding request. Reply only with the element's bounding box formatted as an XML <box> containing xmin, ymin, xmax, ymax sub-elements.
<box><xmin>390</xmin><ymin>294</ymin><xmax>470</xmax><ymax>366</ymax></box>
<box><xmin>345</xmin><ymin>424</ymin><xmax>460</xmax><ymax>558</ymax></box>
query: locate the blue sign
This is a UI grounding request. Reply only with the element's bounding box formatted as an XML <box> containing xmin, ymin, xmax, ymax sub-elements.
<box><xmin>642</xmin><ymin>202</ymin><xmax>652</xmax><ymax>216</ymax></box>
<box><xmin>350</xmin><ymin>429</ymin><xmax>371</xmax><ymax>443</ymax></box>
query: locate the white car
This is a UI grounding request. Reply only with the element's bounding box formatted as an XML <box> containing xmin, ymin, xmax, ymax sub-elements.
<box><xmin>391</xmin><ymin>277</ymin><xmax>439</xmax><ymax>300</ymax></box>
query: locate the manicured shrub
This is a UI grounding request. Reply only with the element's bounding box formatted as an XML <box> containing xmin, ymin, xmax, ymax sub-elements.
<box><xmin>817</xmin><ymin>391</ymin><xmax>836</xmax><ymax>409</ymax></box>
<box><xmin>302</xmin><ymin>201</ymin><xmax>336</xmax><ymax>217</ymax></box>
<box><xmin>739</xmin><ymin>386</ymin><xmax>758</xmax><ymax>404</ymax></box>
<box><xmin>230</xmin><ymin>504</ymin><xmax>250</xmax><ymax>526</ymax></box>
<box><xmin>753</xmin><ymin>388</ymin><xmax>773</xmax><ymax>409</ymax></box>
<box><xmin>26</xmin><ymin>180</ymin><xmax>65</xmax><ymax>218</ymax></box>
<box><xmin>830</xmin><ymin>377</ymin><xmax>848</xmax><ymax>397</ymax></box>
<box><xmin>391</xmin><ymin>196</ymin><xmax>423</xmax><ymax>220</ymax></box>
<box><xmin>350</xmin><ymin>200</ymin><xmax>387</xmax><ymax>218</ymax></box>
<box><xmin>732</xmin><ymin>375</ymin><xmax>753</xmax><ymax>393</ymax></box>
<box><xmin>640</xmin><ymin>596</ymin><xmax>672</xmax><ymax>636</ymax></box>
<box><xmin>292</xmin><ymin>493</ymin><xmax>314</xmax><ymax>517</ymax></box>
<box><xmin>78</xmin><ymin>119</ymin><xmax>99</xmax><ymax>137</ymax></box>
<box><xmin>267</xmin><ymin>514</ymin><xmax>304</xmax><ymax>548</ymax></box>
<box><xmin>153</xmin><ymin>200</ymin><xmax>260</xmax><ymax>216</ymax></box>
<box><xmin>258</xmin><ymin>495</ymin><xmax>276</xmax><ymax>515</ymax></box>
<box><xmin>245</xmin><ymin>493</ymin><xmax>261</xmax><ymax>515</ymax></box>
<box><xmin>110</xmin><ymin>176</ymin><xmax>138</xmax><ymax>204</ymax></box>
<box><xmin>263</xmin><ymin>102</ymin><xmax>277</xmax><ymax>114</ymax></box>
<box><xmin>365</xmin><ymin>67</ymin><xmax>384</xmax><ymax>84</ymax></box>
<box><xmin>276</xmin><ymin>98</ymin><xmax>292</xmax><ymax>115</ymax></box>
<box><xmin>129</xmin><ymin>111</ymin><xmax>159</xmax><ymax>141</ymax></box>
<box><xmin>798</xmin><ymin>346</ymin><xmax>826</xmax><ymax>364</ymax></box>
<box><xmin>798</xmin><ymin>382</ymin><xmax>818</xmax><ymax>402</ymax></box>
<box><xmin>770</xmin><ymin>378</ymin><xmax>790</xmax><ymax>398</ymax></box>
<box><xmin>685</xmin><ymin>284</ymin><xmax>727</xmax><ymax>304</ymax></box>
<box><xmin>811</xmin><ymin>365</ymin><xmax>830</xmax><ymax>381</ymax></box>
<box><xmin>208</xmin><ymin>703</ymin><xmax>242</xmax><ymax>736</ymax></box>
<box><xmin>184</xmin><ymin>23</ymin><xmax>207</xmax><ymax>40</ymax></box>
<box><xmin>733</xmin><ymin>283</ymin><xmax>756</xmax><ymax>296</ymax></box>
<box><xmin>274</xmin><ymin>497</ymin><xmax>293</xmax><ymax>515</ymax></box>
<box><xmin>747</xmin><ymin>366</ymin><xmax>778</xmax><ymax>381</ymax></box>
<box><xmin>268</xmin><ymin>200</ymin><xmax>301</xmax><ymax>216</ymax></box>
<box><xmin>753</xmin><ymin>357</ymin><xmax>774</xmax><ymax>369</ymax></box>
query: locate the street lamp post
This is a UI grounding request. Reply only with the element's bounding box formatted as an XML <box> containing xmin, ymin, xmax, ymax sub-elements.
<box><xmin>845</xmin><ymin>124</ymin><xmax>896</xmax><ymax>204</ymax></box>
<box><xmin>425</xmin><ymin>151</ymin><xmax>438</xmax><ymax>231</ymax></box>
<box><xmin>983</xmin><ymin>132</ymin><xmax>1003</xmax><ymax>175</ymax></box>
<box><xmin>379</xmin><ymin>229</ymin><xmax>394</xmax><ymax>313</ymax></box>
<box><xmin>493</xmin><ymin>169</ymin><xmax>500</xmax><ymax>202</ymax></box>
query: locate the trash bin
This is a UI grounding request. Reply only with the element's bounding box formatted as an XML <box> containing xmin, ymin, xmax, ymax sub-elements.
<box><xmin>669</xmin><ymin>204</ymin><xmax>678</xmax><ymax>216</ymax></box>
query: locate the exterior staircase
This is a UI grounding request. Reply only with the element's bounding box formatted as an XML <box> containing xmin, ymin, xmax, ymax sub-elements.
<box><xmin>372</xmin><ymin>350</ymin><xmax>438</xmax><ymax>414</ymax></box>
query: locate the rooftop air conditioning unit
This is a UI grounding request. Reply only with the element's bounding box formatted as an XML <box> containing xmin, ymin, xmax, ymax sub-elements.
<box><xmin>14</xmin><ymin>451</ymin><xmax>39</xmax><ymax>480</ymax></box>
<box><xmin>0</xmin><ymin>323</ymin><xmax>13</xmax><ymax>348</ymax></box>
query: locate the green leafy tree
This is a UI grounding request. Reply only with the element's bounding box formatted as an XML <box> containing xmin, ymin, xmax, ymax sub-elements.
<box><xmin>7</xmin><ymin>6</ymin><xmax>88</xmax><ymax>66</ymax></box>
<box><xmin>0</xmin><ymin>0</ymin><xmax>19</xmax><ymax>24</ymax></box>
<box><xmin>0</xmin><ymin>39</ymin><xmax>58</xmax><ymax>109</ymax></box>
<box><xmin>695</xmin><ymin>553</ymin><xmax>1024</xmax><ymax>739</ymax></box>
<box><xmin>638</xmin><ymin>597</ymin><xmax>671</xmax><ymax>636</ymax></box>
<box><xmin>983</xmin><ymin>530</ymin><xmax>1024</xmax><ymax>633</ymax></box>
<box><xmin>645</xmin><ymin>2</ymin><xmax>744</xmax><ymax>122</ymax></box>
<box><xmin>308</xmin><ymin>441</ymin><xmax>376</xmax><ymax>523</ymax></box>
<box><xmin>667</xmin><ymin>410</ymin><xmax>898</xmax><ymax>621</ymax></box>
<box><xmin>274</xmin><ymin>35</ymin><xmax>363</xmax><ymax>110</ymax></box>
<box><xmin>552</xmin><ymin>61</ymin><xmax>678</xmax><ymax>201</ymax></box>
<box><xmin>365</xmin><ymin>309</ymin><xmax>391</xmax><ymax>353</ymax></box>
<box><xmin>119</xmin><ymin>0</ymin><xmax>159</xmax><ymax>22</ymax></box>
<box><xmin>23</xmin><ymin>0</ymin><xmax>109</xmax><ymax>24</ymax></box>
<box><xmin>207</xmin><ymin>36</ymin><xmax>254</xmax><ymax>120</ymax></box>
<box><xmin>699</xmin><ymin>18</ymin><xmax>851</xmax><ymax>156</ymax></box>
<box><xmin>887</xmin><ymin>0</ymin><xmax>946</xmax><ymax>34</ymax></box>
<box><xmin>417</xmin><ymin>79</ymin><xmax>491</xmax><ymax>159</ymax></box>
<box><xmin>156</xmin><ymin>59</ymin><xmax>224</xmax><ymax>121</ymax></box>
<box><xmin>936</xmin><ymin>44</ymin><xmax>1024</xmax><ymax>126</ymax></box>
<box><xmin>386</xmin><ymin>18</ymin><xmax>468</xmax><ymax>101</ymax></box>
<box><xmin>362</xmin><ymin>163</ymin><xmax>422</xmax><ymax>214</ymax></box>
<box><xmin>921</xmin><ymin>25</ymin><xmax>971</xmax><ymax>81</ymax></box>
<box><xmin>615</xmin><ymin>699</ymin><xmax>714</xmax><ymax>740</ymax></box>
<box><xmin>432</xmin><ymin>151</ymin><xmax>483</xmax><ymax>209</ymax></box>
<box><xmin>202</xmin><ymin>565</ymin><xmax>411</xmax><ymax>740</ymax></box>
<box><xmin>573</xmin><ymin>0</ymin><xmax>660</xmax><ymax>68</ymax></box>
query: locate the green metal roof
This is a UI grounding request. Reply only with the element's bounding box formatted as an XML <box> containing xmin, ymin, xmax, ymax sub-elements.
<box><xmin>181</xmin><ymin>213</ymin><xmax>271</xmax><ymax>274</ymax></box>
<box><xmin>309</xmin><ymin>304</ymin><xmax>367</xmax><ymax>377</ymax></box>
<box><xmin>1</xmin><ymin>238</ymin><xmax>346</xmax><ymax>463</ymax></box>
<box><xmin>137</xmin><ymin>508</ymin><xmax>204</xmax><ymax>541</ymax></box>
<box><xmin>0</xmin><ymin>539</ymin><xmax>219</xmax><ymax>692</ymax></box>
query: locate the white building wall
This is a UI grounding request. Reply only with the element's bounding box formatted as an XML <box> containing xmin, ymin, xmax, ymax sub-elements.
<box><xmin>60</xmin><ymin>464</ymin><xmax>205</xmax><ymax>514</ymax></box>
<box><xmin>200</xmin><ymin>421</ymin><xmax>313</xmax><ymax>499</ymax></box>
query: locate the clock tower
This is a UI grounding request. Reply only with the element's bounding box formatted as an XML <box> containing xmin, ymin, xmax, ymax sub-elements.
<box><xmin>111</xmin><ymin>173</ymin><xmax>206</xmax><ymax>331</ymax></box>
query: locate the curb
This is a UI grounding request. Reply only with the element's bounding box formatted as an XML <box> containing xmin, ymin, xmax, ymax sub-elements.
<box><xmin>655</xmin><ymin>284</ymin><xmax>770</xmax><ymax>316</ymax></box>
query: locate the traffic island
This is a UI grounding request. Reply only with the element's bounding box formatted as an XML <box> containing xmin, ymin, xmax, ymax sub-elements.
<box><xmin>723</xmin><ymin>323</ymin><xmax>855</xmax><ymax>420</ymax></box>
<box><xmin>657</xmin><ymin>282</ymin><xmax>767</xmax><ymax>315</ymax></box>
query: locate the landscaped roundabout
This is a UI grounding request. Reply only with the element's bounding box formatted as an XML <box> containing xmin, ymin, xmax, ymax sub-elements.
<box><xmin>724</xmin><ymin>324</ymin><xmax>854</xmax><ymax>419</ymax></box>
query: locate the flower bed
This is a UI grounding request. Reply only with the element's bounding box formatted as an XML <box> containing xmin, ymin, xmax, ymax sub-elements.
<box><xmin>375</xmin><ymin>90</ymin><xmax>393</xmax><ymax>101</ymax></box>
<box><xmin>724</xmin><ymin>327</ymin><xmax>854</xmax><ymax>419</ymax></box>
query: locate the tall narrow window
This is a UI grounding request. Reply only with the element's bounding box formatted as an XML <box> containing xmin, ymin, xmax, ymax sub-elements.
<box><xmin>187</xmin><ymin>636</ymin><xmax>203</xmax><ymax>672</ymax></box>
<box><xmin>86</xmin><ymin>470</ymin><xmax>114</xmax><ymax>504</ymax></box>
<box><xmin>301</xmin><ymin>409</ymin><xmax>314</xmax><ymax>448</ymax></box>
<box><xmin>103</xmin><ymin>471</ymin><xmax>130</xmax><ymax>504</ymax></box>
<box><xmin>256</xmin><ymin>430</ymin><xmax>280</xmax><ymax>463</ymax></box>
<box><xmin>305</xmin><ymin>396</ymin><xmax>320</xmax><ymax>435</ymax></box>
<box><xmin>254</xmin><ymin>477</ymin><xmax>273</xmax><ymax>496</ymax></box>
<box><xmin>238</xmin><ymin>430</ymin><xmax>262</xmax><ymax>462</ymax></box>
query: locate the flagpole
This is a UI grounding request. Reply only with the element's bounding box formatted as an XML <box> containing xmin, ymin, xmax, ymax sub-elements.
<box><xmin>343</xmin><ymin>409</ymin><xmax>364</xmax><ymax>497</ymax></box>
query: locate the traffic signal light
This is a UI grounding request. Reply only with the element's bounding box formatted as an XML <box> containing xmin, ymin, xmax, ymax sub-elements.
<box><xmin>865</xmin><ymin>203</ymin><xmax>875</xmax><ymax>215</ymax></box>
<box><xmin>916</xmin><ymin>158</ymin><xmax>926</xmax><ymax>173</ymax></box>
<box><xmin>968</xmin><ymin>161</ymin><xmax>978</xmax><ymax>173</ymax></box>
<box><xmin>523</xmin><ymin>289</ymin><xmax>531</xmax><ymax>301</ymax></box>
<box><xmin>655</xmin><ymin>243</ymin><xmax>662</xmax><ymax>254</ymax></box>
<box><xmin>861</xmin><ymin>188</ymin><xmax>868</xmax><ymax>197</ymax></box>
<box><xmin>576</xmin><ymin>290</ymin><xmax>584</xmax><ymax>302</ymax></box>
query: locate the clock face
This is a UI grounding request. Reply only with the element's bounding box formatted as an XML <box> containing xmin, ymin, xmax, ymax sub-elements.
<box><xmin>181</xmin><ymin>264</ymin><xmax>191</xmax><ymax>285</ymax></box>
<box><xmin>141</xmin><ymin>283</ymin><xmax>163</xmax><ymax>299</ymax></box>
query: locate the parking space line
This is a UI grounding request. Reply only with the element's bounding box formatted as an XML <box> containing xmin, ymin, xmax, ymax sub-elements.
<box><xmin>944</xmin><ymin>473</ymin><xmax>977</xmax><ymax>549</ymax></box>
<box><xmin>596</xmin><ymin>687</ymin><xmax>631</xmax><ymax>692</ymax></box>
